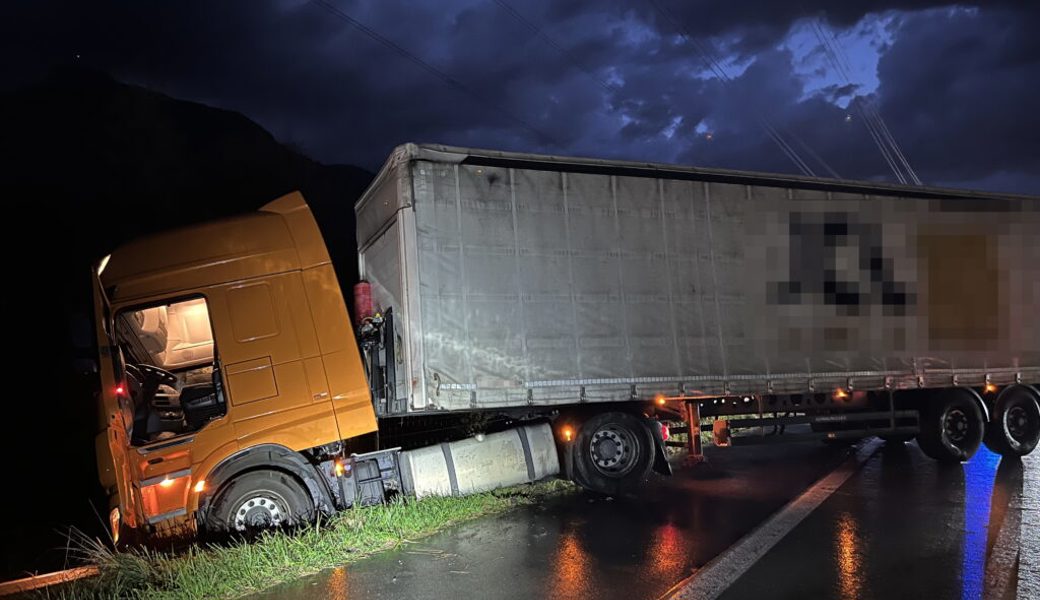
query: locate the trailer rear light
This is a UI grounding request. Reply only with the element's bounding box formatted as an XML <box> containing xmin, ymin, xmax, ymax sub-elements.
<box><xmin>561</xmin><ymin>426</ymin><xmax>574</xmax><ymax>442</ymax></box>
<box><xmin>193</xmin><ymin>480</ymin><xmax>206</xmax><ymax>493</ymax></box>
<box><xmin>984</xmin><ymin>383</ymin><xmax>998</xmax><ymax>394</ymax></box>
<box><xmin>660</xmin><ymin>422</ymin><xmax>670</xmax><ymax>441</ymax></box>
<box><xmin>655</xmin><ymin>394</ymin><xmax>666</xmax><ymax>406</ymax></box>
<box><xmin>833</xmin><ymin>388</ymin><xmax>849</xmax><ymax>400</ymax></box>
<box><xmin>115</xmin><ymin>384</ymin><xmax>126</xmax><ymax>396</ymax></box>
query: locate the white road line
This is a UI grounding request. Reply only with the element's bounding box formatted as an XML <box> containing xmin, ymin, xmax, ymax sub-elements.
<box><xmin>1019</xmin><ymin>454</ymin><xmax>1039</xmax><ymax>600</ymax></box>
<box><xmin>984</xmin><ymin>493</ymin><xmax>1021</xmax><ymax>600</ymax></box>
<box><xmin>984</xmin><ymin>453</ymin><xmax>1031</xmax><ymax>600</ymax></box>
<box><xmin>661</xmin><ymin>438</ymin><xmax>883</xmax><ymax>600</ymax></box>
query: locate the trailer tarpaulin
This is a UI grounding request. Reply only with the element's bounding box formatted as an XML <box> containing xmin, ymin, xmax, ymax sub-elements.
<box><xmin>356</xmin><ymin>144</ymin><xmax>1040</xmax><ymax>413</ymax></box>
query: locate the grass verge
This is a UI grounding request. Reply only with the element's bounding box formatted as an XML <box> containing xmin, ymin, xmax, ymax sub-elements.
<box><xmin>34</xmin><ymin>479</ymin><xmax>574</xmax><ymax>600</ymax></box>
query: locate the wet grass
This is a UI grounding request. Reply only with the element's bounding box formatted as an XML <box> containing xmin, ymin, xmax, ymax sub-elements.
<box><xmin>32</xmin><ymin>480</ymin><xmax>573</xmax><ymax>600</ymax></box>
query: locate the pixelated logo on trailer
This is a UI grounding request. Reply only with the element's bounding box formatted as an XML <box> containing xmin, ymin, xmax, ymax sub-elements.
<box><xmin>769</xmin><ymin>211</ymin><xmax>916</xmax><ymax>317</ymax></box>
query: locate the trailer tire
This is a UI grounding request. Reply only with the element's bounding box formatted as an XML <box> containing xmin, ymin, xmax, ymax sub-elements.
<box><xmin>572</xmin><ymin>412</ymin><xmax>654</xmax><ymax>496</ymax></box>
<box><xmin>205</xmin><ymin>470</ymin><xmax>314</xmax><ymax>535</ymax></box>
<box><xmin>983</xmin><ymin>387</ymin><xmax>1040</xmax><ymax>457</ymax></box>
<box><xmin>917</xmin><ymin>390</ymin><xmax>984</xmax><ymax>463</ymax></box>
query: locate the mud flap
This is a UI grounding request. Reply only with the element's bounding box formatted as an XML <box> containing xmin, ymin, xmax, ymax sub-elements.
<box><xmin>713</xmin><ymin>419</ymin><xmax>732</xmax><ymax>447</ymax></box>
<box><xmin>648</xmin><ymin>419</ymin><xmax>673</xmax><ymax>476</ymax></box>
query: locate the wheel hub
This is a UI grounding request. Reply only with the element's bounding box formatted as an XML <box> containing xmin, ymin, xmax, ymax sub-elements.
<box><xmin>589</xmin><ymin>427</ymin><xmax>634</xmax><ymax>474</ymax></box>
<box><xmin>233</xmin><ymin>494</ymin><xmax>286</xmax><ymax>531</ymax></box>
<box><xmin>943</xmin><ymin>409</ymin><xmax>970</xmax><ymax>443</ymax></box>
<box><xmin>1006</xmin><ymin>405</ymin><xmax>1034</xmax><ymax>443</ymax></box>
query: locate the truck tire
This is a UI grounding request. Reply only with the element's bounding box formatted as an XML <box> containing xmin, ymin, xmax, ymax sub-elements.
<box><xmin>572</xmin><ymin>412</ymin><xmax>654</xmax><ymax>496</ymax></box>
<box><xmin>916</xmin><ymin>390</ymin><xmax>984</xmax><ymax>463</ymax></box>
<box><xmin>983</xmin><ymin>387</ymin><xmax>1040</xmax><ymax>457</ymax></box>
<box><xmin>205</xmin><ymin>470</ymin><xmax>314</xmax><ymax>535</ymax></box>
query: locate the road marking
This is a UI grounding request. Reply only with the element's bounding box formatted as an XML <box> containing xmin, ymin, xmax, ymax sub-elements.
<box><xmin>1018</xmin><ymin>454</ymin><xmax>1039</xmax><ymax>600</ymax></box>
<box><xmin>983</xmin><ymin>485</ymin><xmax>1020</xmax><ymax>600</ymax></box>
<box><xmin>983</xmin><ymin>452</ymin><xmax>1031</xmax><ymax>600</ymax></box>
<box><xmin>0</xmin><ymin>566</ymin><xmax>98</xmax><ymax>596</ymax></box>
<box><xmin>661</xmin><ymin>438</ymin><xmax>882</xmax><ymax>600</ymax></box>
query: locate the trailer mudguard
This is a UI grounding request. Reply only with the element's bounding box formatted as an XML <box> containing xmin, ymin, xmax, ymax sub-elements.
<box><xmin>648</xmin><ymin>419</ymin><xmax>673</xmax><ymax>476</ymax></box>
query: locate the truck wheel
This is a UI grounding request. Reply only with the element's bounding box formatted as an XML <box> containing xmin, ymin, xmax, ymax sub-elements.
<box><xmin>916</xmin><ymin>390</ymin><xmax>984</xmax><ymax>463</ymax></box>
<box><xmin>206</xmin><ymin>470</ymin><xmax>314</xmax><ymax>534</ymax></box>
<box><xmin>983</xmin><ymin>387</ymin><xmax>1040</xmax><ymax>457</ymax></box>
<box><xmin>572</xmin><ymin>412</ymin><xmax>654</xmax><ymax>496</ymax></box>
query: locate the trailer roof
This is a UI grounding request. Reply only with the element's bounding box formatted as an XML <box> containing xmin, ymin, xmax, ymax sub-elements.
<box><xmin>357</xmin><ymin>142</ymin><xmax>1036</xmax><ymax>211</ymax></box>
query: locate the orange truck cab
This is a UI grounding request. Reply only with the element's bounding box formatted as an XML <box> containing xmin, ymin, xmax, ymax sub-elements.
<box><xmin>93</xmin><ymin>192</ymin><xmax>383</xmax><ymax>540</ymax></box>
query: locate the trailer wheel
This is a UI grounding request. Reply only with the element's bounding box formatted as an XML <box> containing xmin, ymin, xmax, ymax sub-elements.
<box><xmin>916</xmin><ymin>390</ymin><xmax>984</xmax><ymax>463</ymax></box>
<box><xmin>983</xmin><ymin>387</ymin><xmax>1040</xmax><ymax>457</ymax></box>
<box><xmin>572</xmin><ymin>412</ymin><xmax>654</xmax><ymax>496</ymax></box>
<box><xmin>206</xmin><ymin>470</ymin><xmax>314</xmax><ymax>535</ymax></box>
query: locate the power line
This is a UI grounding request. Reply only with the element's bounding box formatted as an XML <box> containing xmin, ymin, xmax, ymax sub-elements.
<box><xmin>788</xmin><ymin>126</ymin><xmax>841</xmax><ymax>179</ymax></box>
<box><xmin>819</xmin><ymin>22</ymin><xmax>919</xmax><ymax>185</ymax></box>
<box><xmin>811</xmin><ymin>19</ymin><xmax>922</xmax><ymax>185</ymax></box>
<box><xmin>811</xmin><ymin>20</ymin><xmax>902</xmax><ymax>181</ymax></box>
<box><xmin>649</xmin><ymin>0</ymin><xmax>837</xmax><ymax>178</ymax></box>
<box><xmin>310</xmin><ymin>0</ymin><xmax>559</xmax><ymax>146</ymax></box>
<box><xmin>490</xmin><ymin>0</ymin><xmax>614</xmax><ymax>93</ymax></box>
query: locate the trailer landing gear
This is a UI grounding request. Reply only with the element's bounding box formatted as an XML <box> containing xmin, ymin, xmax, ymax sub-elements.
<box><xmin>683</xmin><ymin>400</ymin><xmax>706</xmax><ymax>467</ymax></box>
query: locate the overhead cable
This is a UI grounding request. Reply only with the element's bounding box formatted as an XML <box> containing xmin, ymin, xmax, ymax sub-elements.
<box><xmin>649</xmin><ymin>0</ymin><xmax>835</xmax><ymax>178</ymax></box>
<box><xmin>311</xmin><ymin>0</ymin><xmax>559</xmax><ymax>146</ymax></box>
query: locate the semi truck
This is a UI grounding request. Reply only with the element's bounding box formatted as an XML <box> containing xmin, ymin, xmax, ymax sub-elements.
<box><xmin>92</xmin><ymin>143</ymin><xmax>1040</xmax><ymax>542</ymax></box>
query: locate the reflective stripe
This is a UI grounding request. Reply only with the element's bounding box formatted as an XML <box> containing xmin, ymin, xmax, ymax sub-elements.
<box><xmin>140</xmin><ymin>468</ymin><xmax>191</xmax><ymax>487</ymax></box>
<box><xmin>146</xmin><ymin>507</ymin><xmax>187</xmax><ymax>525</ymax></box>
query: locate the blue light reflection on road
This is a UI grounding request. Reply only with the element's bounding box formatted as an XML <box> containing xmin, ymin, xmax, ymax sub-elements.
<box><xmin>962</xmin><ymin>446</ymin><xmax>1000</xmax><ymax>600</ymax></box>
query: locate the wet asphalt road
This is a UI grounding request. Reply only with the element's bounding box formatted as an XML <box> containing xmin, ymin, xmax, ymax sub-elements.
<box><xmin>717</xmin><ymin>444</ymin><xmax>1038</xmax><ymax>600</ymax></box>
<box><xmin>252</xmin><ymin>441</ymin><xmax>852</xmax><ymax>600</ymax></box>
<box><xmin>251</xmin><ymin>440</ymin><xmax>1038</xmax><ymax>600</ymax></box>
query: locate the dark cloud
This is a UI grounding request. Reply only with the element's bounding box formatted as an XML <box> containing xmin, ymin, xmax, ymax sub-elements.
<box><xmin>876</xmin><ymin>5</ymin><xmax>1040</xmax><ymax>190</ymax></box>
<box><xmin>0</xmin><ymin>0</ymin><xmax>1038</xmax><ymax>194</ymax></box>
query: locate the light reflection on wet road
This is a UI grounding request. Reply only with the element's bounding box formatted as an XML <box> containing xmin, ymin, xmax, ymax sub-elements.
<box><xmin>251</xmin><ymin>441</ymin><xmax>850</xmax><ymax>600</ymax></box>
<box><xmin>962</xmin><ymin>448</ymin><xmax>1000</xmax><ymax>600</ymax></box>
<box><xmin>718</xmin><ymin>444</ymin><xmax>1037</xmax><ymax>600</ymax></box>
<box><xmin>250</xmin><ymin>441</ymin><xmax>1038</xmax><ymax>600</ymax></box>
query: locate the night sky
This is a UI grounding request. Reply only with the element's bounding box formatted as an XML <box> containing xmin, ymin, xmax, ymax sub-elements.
<box><xmin>3</xmin><ymin>0</ymin><xmax>1039</xmax><ymax>193</ymax></box>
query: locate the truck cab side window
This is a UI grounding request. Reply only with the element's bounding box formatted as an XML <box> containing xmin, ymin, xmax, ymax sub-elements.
<box><xmin>114</xmin><ymin>297</ymin><xmax>226</xmax><ymax>446</ymax></box>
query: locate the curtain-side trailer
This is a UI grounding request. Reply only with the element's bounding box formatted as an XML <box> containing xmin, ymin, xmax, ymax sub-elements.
<box><xmin>93</xmin><ymin>143</ymin><xmax>1039</xmax><ymax>542</ymax></box>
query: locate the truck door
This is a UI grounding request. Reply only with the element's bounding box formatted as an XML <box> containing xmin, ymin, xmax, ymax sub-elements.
<box><xmin>92</xmin><ymin>264</ymin><xmax>141</xmax><ymax>532</ymax></box>
<box><xmin>209</xmin><ymin>275</ymin><xmax>348</xmax><ymax>449</ymax></box>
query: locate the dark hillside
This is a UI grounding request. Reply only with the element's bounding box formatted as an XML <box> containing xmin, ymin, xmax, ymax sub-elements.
<box><xmin>0</xmin><ymin>66</ymin><xmax>372</xmax><ymax>578</ymax></box>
